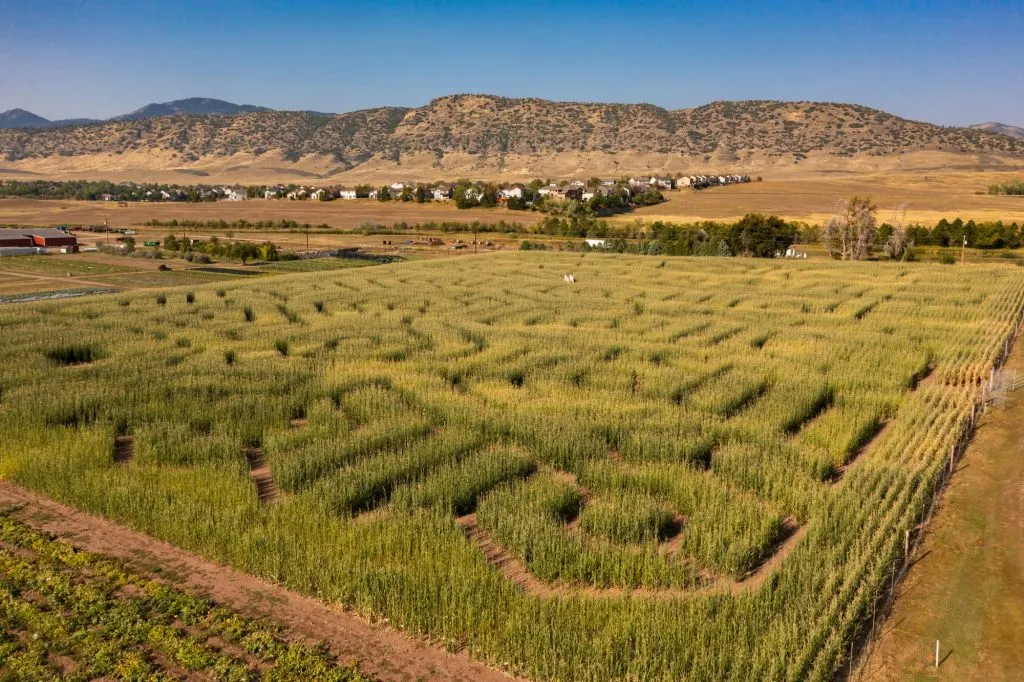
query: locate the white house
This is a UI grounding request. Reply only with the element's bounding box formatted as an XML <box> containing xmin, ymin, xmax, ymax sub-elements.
<box><xmin>582</xmin><ymin>191</ymin><xmax>596</xmax><ymax>201</ymax></box>
<box><xmin>651</xmin><ymin>176</ymin><xmax>673</xmax><ymax>190</ymax></box>
<box><xmin>585</xmin><ymin>239</ymin><xmax>608</xmax><ymax>248</ymax></box>
<box><xmin>223</xmin><ymin>188</ymin><xmax>246</xmax><ymax>201</ymax></box>
<box><xmin>286</xmin><ymin>189</ymin><xmax>308</xmax><ymax>200</ymax></box>
<box><xmin>264</xmin><ymin>189</ymin><xmax>280</xmax><ymax>200</ymax></box>
<box><xmin>500</xmin><ymin>187</ymin><xmax>524</xmax><ymax>199</ymax></box>
<box><xmin>462</xmin><ymin>187</ymin><xmax>481</xmax><ymax>201</ymax></box>
<box><xmin>390</xmin><ymin>183</ymin><xmax>407</xmax><ymax>193</ymax></box>
<box><xmin>310</xmin><ymin>189</ymin><xmax>326</xmax><ymax>201</ymax></box>
<box><xmin>677</xmin><ymin>176</ymin><xmax>693</xmax><ymax>188</ymax></box>
<box><xmin>338</xmin><ymin>190</ymin><xmax>357</xmax><ymax>200</ymax></box>
<box><xmin>431</xmin><ymin>188</ymin><xmax>452</xmax><ymax>201</ymax></box>
<box><xmin>569</xmin><ymin>179</ymin><xmax>586</xmax><ymax>188</ymax></box>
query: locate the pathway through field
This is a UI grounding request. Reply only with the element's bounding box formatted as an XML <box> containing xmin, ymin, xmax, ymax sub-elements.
<box><xmin>0</xmin><ymin>481</ymin><xmax>518</xmax><ymax>682</ymax></box>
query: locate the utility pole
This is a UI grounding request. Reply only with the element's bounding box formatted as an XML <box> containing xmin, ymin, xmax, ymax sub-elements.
<box><xmin>474</xmin><ymin>224</ymin><xmax>478</xmax><ymax>254</ymax></box>
<box><xmin>961</xmin><ymin>234</ymin><xmax>967</xmax><ymax>264</ymax></box>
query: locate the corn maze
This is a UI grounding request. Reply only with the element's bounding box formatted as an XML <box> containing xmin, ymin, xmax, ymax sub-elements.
<box><xmin>0</xmin><ymin>253</ymin><xmax>1021</xmax><ymax>681</ymax></box>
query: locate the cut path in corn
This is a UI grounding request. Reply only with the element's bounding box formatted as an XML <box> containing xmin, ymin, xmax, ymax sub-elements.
<box><xmin>0</xmin><ymin>480</ymin><xmax>519</xmax><ymax>682</ymax></box>
<box><xmin>457</xmin><ymin>467</ymin><xmax>810</xmax><ymax>600</ymax></box>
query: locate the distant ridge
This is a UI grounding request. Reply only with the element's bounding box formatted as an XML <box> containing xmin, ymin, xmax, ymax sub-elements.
<box><xmin>114</xmin><ymin>97</ymin><xmax>269</xmax><ymax>121</ymax></box>
<box><xmin>0</xmin><ymin>108</ymin><xmax>55</xmax><ymax>129</ymax></box>
<box><xmin>1</xmin><ymin>95</ymin><xmax>1023</xmax><ymax>179</ymax></box>
<box><xmin>0</xmin><ymin>97</ymin><xmax>269</xmax><ymax>129</ymax></box>
<box><xmin>970</xmin><ymin>122</ymin><xmax>1024</xmax><ymax>139</ymax></box>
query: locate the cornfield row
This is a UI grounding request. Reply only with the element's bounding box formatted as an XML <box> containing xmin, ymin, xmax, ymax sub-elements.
<box><xmin>0</xmin><ymin>253</ymin><xmax>1021</xmax><ymax>680</ymax></box>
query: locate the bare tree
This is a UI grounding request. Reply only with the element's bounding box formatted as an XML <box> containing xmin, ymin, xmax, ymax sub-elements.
<box><xmin>823</xmin><ymin>196</ymin><xmax>878</xmax><ymax>260</ymax></box>
<box><xmin>883</xmin><ymin>204</ymin><xmax>914</xmax><ymax>261</ymax></box>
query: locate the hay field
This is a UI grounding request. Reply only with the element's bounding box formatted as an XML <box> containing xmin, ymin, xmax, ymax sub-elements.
<box><xmin>622</xmin><ymin>171</ymin><xmax>1024</xmax><ymax>226</ymax></box>
<box><xmin>0</xmin><ymin>197</ymin><xmax>538</xmax><ymax>231</ymax></box>
<box><xmin>0</xmin><ymin>253</ymin><xmax>1021</xmax><ymax>680</ymax></box>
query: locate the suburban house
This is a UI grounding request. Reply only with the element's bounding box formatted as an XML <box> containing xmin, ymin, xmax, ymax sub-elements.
<box><xmin>500</xmin><ymin>187</ymin><xmax>524</xmax><ymax>199</ymax></box>
<box><xmin>222</xmin><ymin>188</ymin><xmax>246</xmax><ymax>201</ymax></box>
<box><xmin>390</xmin><ymin>183</ymin><xmax>408</xmax><ymax>194</ymax></box>
<box><xmin>338</xmin><ymin>190</ymin><xmax>357</xmax><ymax>199</ymax></box>
<box><xmin>286</xmin><ymin>189</ymin><xmax>308</xmax><ymax>200</ymax></box>
<box><xmin>264</xmin><ymin>189</ymin><xmax>280</xmax><ymax>200</ymax></box>
<box><xmin>563</xmin><ymin>187</ymin><xmax>584</xmax><ymax>202</ymax></box>
<box><xmin>431</xmin><ymin>187</ymin><xmax>453</xmax><ymax>201</ymax></box>
<box><xmin>310</xmin><ymin>189</ymin><xmax>326</xmax><ymax>201</ymax></box>
<box><xmin>651</xmin><ymin>176</ymin><xmax>673</xmax><ymax>190</ymax></box>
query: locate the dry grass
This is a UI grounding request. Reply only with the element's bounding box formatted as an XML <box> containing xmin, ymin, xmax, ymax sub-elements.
<box><xmin>0</xmin><ymin>197</ymin><xmax>538</xmax><ymax>230</ymax></box>
<box><xmin>620</xmin><ymin>170</ymin><xmax>1024</xmax><ymax>225</ymax></box>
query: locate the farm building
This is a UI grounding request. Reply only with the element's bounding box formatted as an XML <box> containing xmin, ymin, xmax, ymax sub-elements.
<box><xmin>0</xmin><ymin>233</ymin><xmax>34</xmax><ymax>248</ymax></box>
<box><xmin>24</xmin><ymin>228</ymin><xmax>78</xmax><ymax>250</ymax></box>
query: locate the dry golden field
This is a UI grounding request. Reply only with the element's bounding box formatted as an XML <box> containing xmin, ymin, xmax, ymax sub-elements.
<box><xmin>0</xmin><ymin>197</ymin><xmax>539</xmax><ymax>231</ymax></box>
<box><xmin>1</xmin><ymin>169</ymin><xmax>1022</xmax><ymax>232</ymax></box>
<box><xmin>622</xmin><ymin>170</ymin><xmax>1024</xmax><ymax>225</ymax></box>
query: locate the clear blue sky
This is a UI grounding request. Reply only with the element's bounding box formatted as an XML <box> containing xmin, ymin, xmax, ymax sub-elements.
<box><xmin>1</xmin><ymin>0</ymin><xmax>1021</xmax><ymax>126</ymax></box>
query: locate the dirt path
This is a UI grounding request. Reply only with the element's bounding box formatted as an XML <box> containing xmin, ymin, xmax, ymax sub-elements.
<box><xmin>857</xmin><ymin>351</ymin><xmax>1024</xmax><ymax>680</ymax></box>
<box><xmin>0</xmin><ymin>481</ymin><xmax>517</xmax><ymax>682</ymax></box>
<box><xmin>456</xmin><ymin>508</ymin><xmax>807</xmax><ymax>600</ymax></box>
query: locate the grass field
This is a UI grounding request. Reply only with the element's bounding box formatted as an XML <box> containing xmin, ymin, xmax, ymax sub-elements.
<box><xmin>0</xmin><ymin>253</ymin><xmax>1021</xmax><ymax>680</ymax></box>
<box><xmin>623</xmin><ymin>171</ymin><xmax>1024</xmax><ymax>225</ymax></box>
<box><xmin>0</xmin><ymin>512</ymin><xmax>372</xmax><ymax>680</ymax></box>
<box><xmin>0</xmin><ymin>197</ymin><xmax>540</xmax><ymax>231</ymax></box>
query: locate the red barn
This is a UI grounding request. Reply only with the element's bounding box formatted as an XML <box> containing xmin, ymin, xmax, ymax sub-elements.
<box><xmin>24</xmin><ymin>228</ymin><xmax>78</xmax><ymax>249</ymax></box>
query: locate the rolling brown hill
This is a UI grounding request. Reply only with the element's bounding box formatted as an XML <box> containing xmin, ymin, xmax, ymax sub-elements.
<box><xmin>1</xmin><ymin>95</ymin><xmax>1022</xmax><ymax>182</ymax></box>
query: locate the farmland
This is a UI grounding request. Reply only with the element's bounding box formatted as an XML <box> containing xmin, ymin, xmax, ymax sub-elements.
<box><xmin>0</xmin><ymin>512</ymin><xmax>372</xmax><ymax>680</ymax></box>
<box><xmin>0</xmin><ymin>253</ymin><xmax>1021</xmax><ymax>680</ymax></box>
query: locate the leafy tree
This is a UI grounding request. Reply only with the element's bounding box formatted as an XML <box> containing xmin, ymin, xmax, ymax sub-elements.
<box><xmin>376</xmin><ymin>187</ymin><xmax>392</xmax><ymax>202</ymax></box>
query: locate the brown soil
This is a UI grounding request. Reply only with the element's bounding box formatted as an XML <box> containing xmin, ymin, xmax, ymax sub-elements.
<box><xmin>0</xmin><ymin>481</ymin><xmax>516</xmax><ymax>682</ymax></box>
<box><xmin>243</xmin><ymin>447</ymin><xmax>279</xmax><ymax>505</ymax></box>
<box><xmin>112</xmin><ymin>435</ymin><xmax>134</xmax><ymax>464</ymax></box>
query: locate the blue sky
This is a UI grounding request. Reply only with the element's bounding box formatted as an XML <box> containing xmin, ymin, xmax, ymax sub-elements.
<box><xmin>1</xmin><ymin>0</ymin><xmax>1021</xmax><ymax>126</ymax></box>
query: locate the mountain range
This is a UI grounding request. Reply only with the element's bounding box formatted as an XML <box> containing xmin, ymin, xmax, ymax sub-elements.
<box><xmin>1</xmin><ymin>95</ymin><xmax>1022</xmax><ymax>181</ymax></box>
<box><xmin>969</xmin><ymin>121</ymin><xmax>1024</xmax><ymax>139</ymax></box>
<box><xmin>0</xmin><ymin>98</ymin><xmax>267</xmax><ymax>129</ymax></box>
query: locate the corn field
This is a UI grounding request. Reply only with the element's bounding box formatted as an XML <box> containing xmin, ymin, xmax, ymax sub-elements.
<box><xmin>0</xmin><ymin>252</ymin><xmax>1021</xmax><ymax>681</ymax></box>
